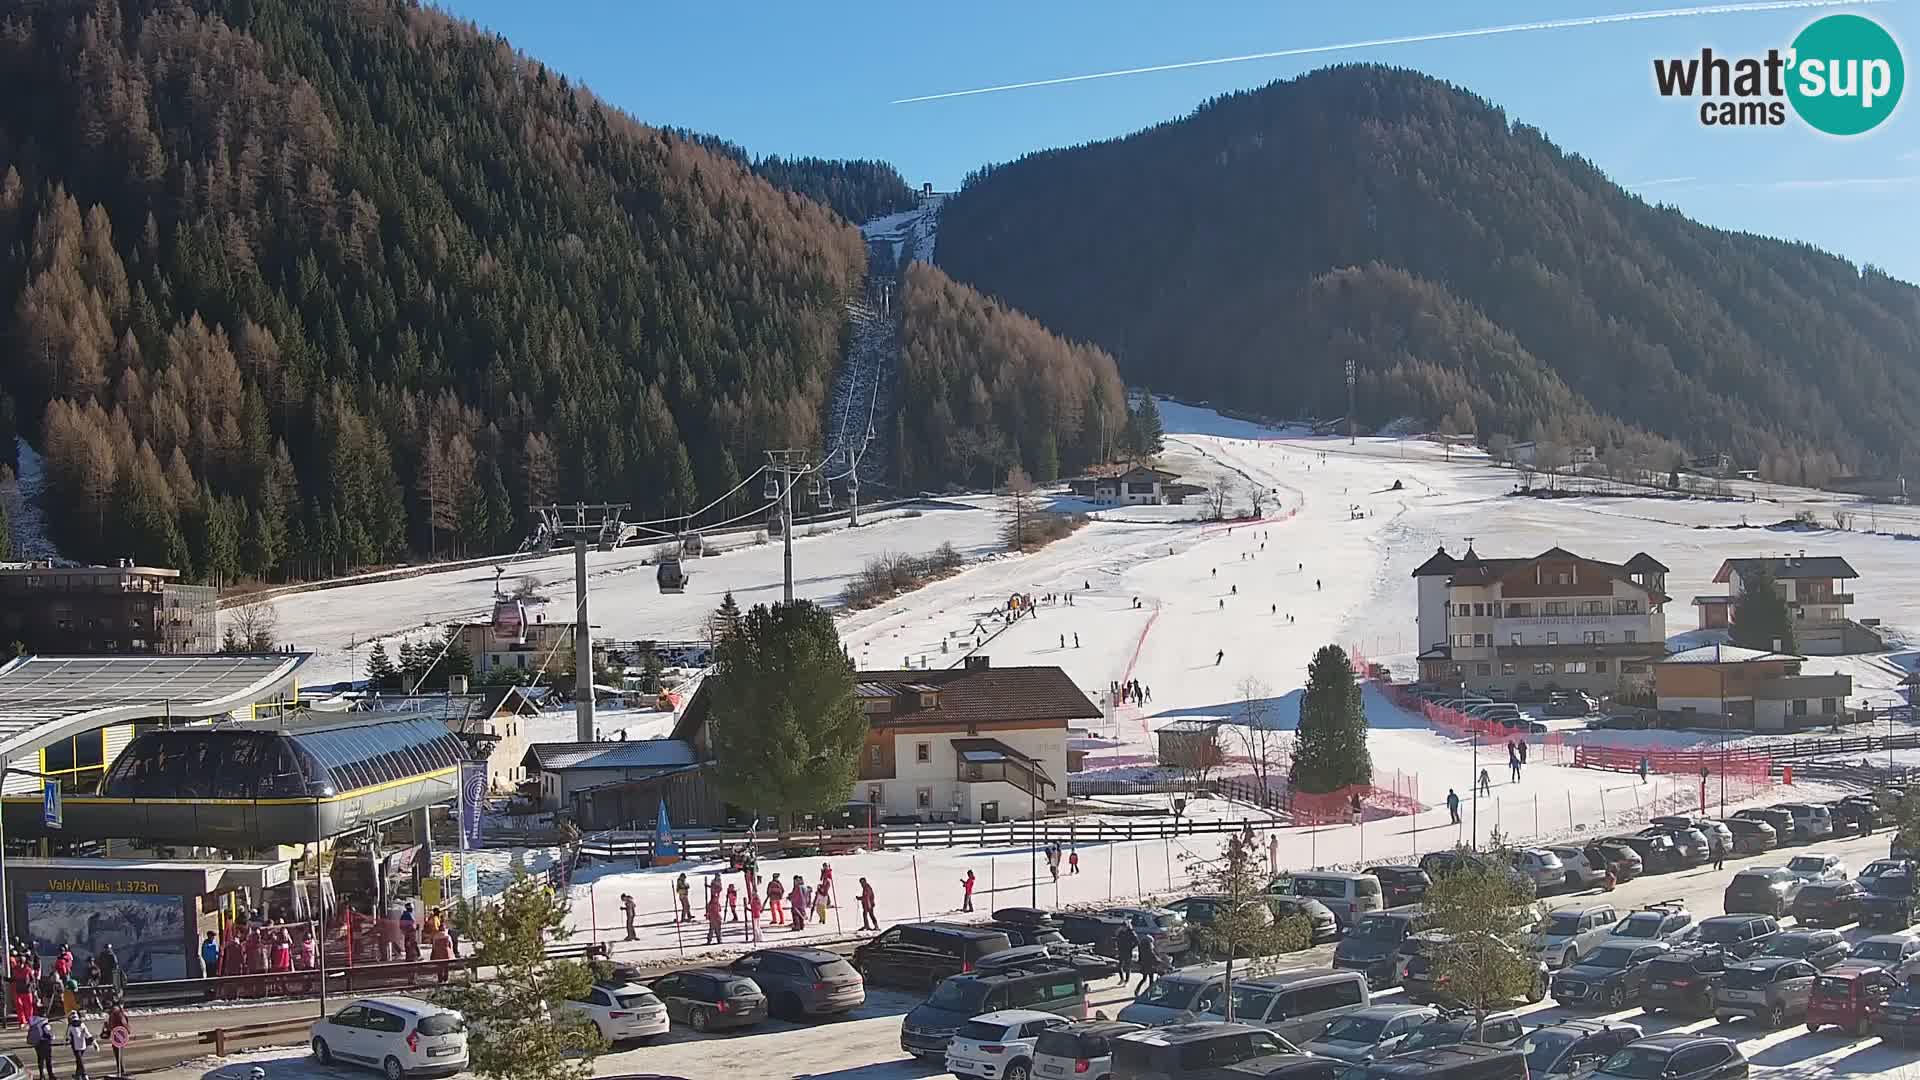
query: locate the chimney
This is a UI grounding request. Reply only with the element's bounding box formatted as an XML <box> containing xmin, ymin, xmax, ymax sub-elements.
<box><xmin>964</xmin><ymin>655</ymin><xmax>991</xmax><ymax>671</ymax></box>
<box><xmin>450</xmin><ymin>674</ymin><xmax>469</xmax><ymax>695</ymax></box>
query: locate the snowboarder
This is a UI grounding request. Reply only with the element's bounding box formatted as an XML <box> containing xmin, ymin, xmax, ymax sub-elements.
<box><xmin>1114</xmin><ymin>922</ymin><xmax>1137</xmax><ymax>983</ymax></box>
<box><xmin>1446</xmin><ymin>789</ymin><xmax>1462</xmax><ymax>825</ymax></box>
<box><xmin>1215</xmin><ymin>650</ymin><xmax>1224</xmax><ymax>665</ymax></box>
<box><xmin>961</xmin><ymin>870</ymin><xmax>977</xmax><ymax>912</ymax></box>
<box><xmin>858</xmin><ymin>877</ymin><xmax>879</xmax><ymax>930</ymax></box>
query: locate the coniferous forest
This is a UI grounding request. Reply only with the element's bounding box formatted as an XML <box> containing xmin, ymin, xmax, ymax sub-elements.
<box><xmin>0</xmin><ymin>0</ymin><xmax>1075</xmax><ymax>584</ymax></box>
<box><xmin>937</xmin><ymin>65</ymin><xmax>1920</xmax><ymax>483</ymax></box>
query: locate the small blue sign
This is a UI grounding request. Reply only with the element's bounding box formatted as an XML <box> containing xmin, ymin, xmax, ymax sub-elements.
<box><xmin>42</xmin><ymin>781</ymin><xmax>61</xmax><ymax>830</ymax></box>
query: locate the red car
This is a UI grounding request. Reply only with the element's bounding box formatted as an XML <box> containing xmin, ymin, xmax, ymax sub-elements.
<box><xmin>1806</xmin><ymin>966</ymin><xmax>1899</xmax><ymax>1036</ymax></box>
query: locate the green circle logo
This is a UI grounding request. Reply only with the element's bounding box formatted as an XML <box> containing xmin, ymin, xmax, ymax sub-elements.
<box><xmin>1787</xmin><ymin>14</ymin><xmax>1904</xmax><ymax>135</ymax></box>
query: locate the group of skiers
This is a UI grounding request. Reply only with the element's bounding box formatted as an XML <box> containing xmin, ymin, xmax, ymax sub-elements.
<box><xmin>10</xmin><ymin>939</ymin><xmax>126</xmax><ymax>1080</ymax></box>
<box><xmin>1507</xmin><ymin>739</ymin><xmax>1529</xmax><ymax>781</ymax></box>
<box><xmin>1112</xmin><ymin>679</ymin><xmax>1150</xmax><ymax>705</ymax></box>
<box><xmin>667</xmin><ymin>862</ymin><xmax>881</xmax><ymax>944</ymax></box>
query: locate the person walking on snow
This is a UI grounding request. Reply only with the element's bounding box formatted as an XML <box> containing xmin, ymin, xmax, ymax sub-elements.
<box><xmin>1478</xmin><ymin>768</ymin><xmax>1492</xmax><ymax>796</ymax></box>
<box><xmin>1638</xmin><ymin>756</ymin><xmax>1650</xmax><ymax>784</ymax></box>
<box><xmin>26</xmin><ymin>1013</ymin><xmax>51</xmax><ymax>1080</ymax></box>
<box><xmin>1074</xmin><ymin>633</ymin><xmax>1080</xmax><ymax>648</ymax></box>
<box><xmin>704</xmin><ymin>891</ymin><xmax>724</xmax><ymax>945</ymax></box>
<box><xmin>766</xmin><ymin>875</ymin><xmax>786</xmax><ymax>925</ymax></box>
<box><xmin>961</xmin><ymin>870</ymin><xmax>977</xmax><ymax>912</ymax></box>
<box><xmin>745</xmin><ymin>886</ymin><xmax>763</xmax><ymax>943</ymax></box>
<box><xmin>1114</xmin><ymin>921</ymin><xmax>1137</xmax><ymax>983</ymax></box>
<box><xmin>1446</xmin><ymin>788</ymin><xmax>1462</xmax><ymax>825</ymax></box>
<box><xmin>675</xmin><ymin>873</ymin><xmax>693</xmax><ymax>923</ymax></box>
<box><xmin>813</xmin><ymin>878</ymin><xmax>830</xmax><ymax>925</ymax></box>
<box><xmin>1216</xmin><ymin>650</ymin><xmax>1224</xmax><ymax>665</ymax></box>
<box><xmin>65</xmin><ymin>1013</ymin><xmax>92</xmax><ymax>1080</ymax></box>
<box><xmin>858</xmin><ymin>878</ymin><xmax>879</xmax><ymax>931</ymax></box>
<box><xmin>725</xmin><ymin>883</ymin><xmax>739</xmax><ymax>922</ymax></box>
<box><xmin>621</xmin><ymin>893</ymin><xmax>638</xmax><ymax>941</ymax></box>
<box><xmin>789</xmin><ymin>879</ymin><xmax>809</xmax><ymax>931</ymax></box>
<box><xmin>1069</xmin><ymin>850</ymin><xmax>1080</xmax><ymax>875</ymax></box>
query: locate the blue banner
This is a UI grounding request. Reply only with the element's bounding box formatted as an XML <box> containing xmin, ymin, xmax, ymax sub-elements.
<box><xmin>459</xmin><ymin>760</ymin><xmax>486</xmax><ymax>850</ymax></box>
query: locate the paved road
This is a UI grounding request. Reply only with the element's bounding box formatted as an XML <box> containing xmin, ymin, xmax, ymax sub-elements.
<box><xmin>127</xmin><ymin>824</ymin><xmax>1918</xmax><ymax>1080</ymax></box>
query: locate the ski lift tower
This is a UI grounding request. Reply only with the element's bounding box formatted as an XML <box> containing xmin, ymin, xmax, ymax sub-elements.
<box><xmin>534</xmin><ymin>501</ymin><xmax>629</xmax><ymax>741</ymax></box>
<box><xmin>763</xmin><ymin>450</ymin><xmax>818</xmax><ymax>604</ymax></box>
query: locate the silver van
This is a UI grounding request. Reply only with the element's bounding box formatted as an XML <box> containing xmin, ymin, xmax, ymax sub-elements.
<box><xmin>1116</xmin><ymin>965</ymin><xmax>1231</xmax><ymax>1026</ymax></box>
<box><xmin>1280</xmin><ymin>872</ymin><xmax>1385</xmax><ymax>929</ymax></box>
<box><xmin>1200</xmin><ymin>968</ymin><xmax>1371</xmax><ymax>1044</ymax></box>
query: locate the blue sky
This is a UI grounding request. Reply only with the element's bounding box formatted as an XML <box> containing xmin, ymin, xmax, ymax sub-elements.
<box><xmin>441</xmin><ymin>0</ymin><xmax>1918</xmax><ymax>280</ymax></box>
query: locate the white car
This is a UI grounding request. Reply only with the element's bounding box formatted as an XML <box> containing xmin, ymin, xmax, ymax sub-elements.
<box><xmin>311</xmin><ymin>996</ymin><xmax>469</xmax><ymax>1080</ymax></box>
<box><xmin>1537</xmin><ymin>904</ymin><xmax>1620</xmax><ymax>969</ymax></box>
<box><xmin>1600</xmin><ymin>905</ymin><xmax>1693</xmax><ymax>947</ymax></box>
<box><xmin>556</xmin><ymin>981</ymin><xmax>671</xmax><ymax>1045</ymax></box>
<box><xmin>1785</xmin><ymin>853</ymin><xmax>1848</xmax><ymax>885</ymax></box>
<box><xmin>946</xmin><ymin>1008</ymin><xmax>1072</xmax><ymax>1080</ymax></box>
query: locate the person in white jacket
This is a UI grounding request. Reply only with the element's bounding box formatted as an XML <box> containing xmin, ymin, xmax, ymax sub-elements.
<box><xmin>66</xmin><ymin>1012</ymin><xmax>93</xmax><ymax>1080</ymax></box>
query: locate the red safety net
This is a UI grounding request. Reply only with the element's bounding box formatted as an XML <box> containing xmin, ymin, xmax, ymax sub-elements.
<box><xmin>1287</xmin><ymin>772</ymin><xmax>1424</xmax><ymax>827</ymax></box>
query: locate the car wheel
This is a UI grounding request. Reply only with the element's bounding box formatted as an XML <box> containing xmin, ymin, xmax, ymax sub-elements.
<box><xmin>1766</xmin><ymin>1005</ymin><xmax>1785</xmax><ymax>1028</ymax></box>
<box><xmin>1609</xmin><ymin>985</ymin><xmax>1629</xmax><ymax>1010</ymax></box>
<box><xmin>1528</xmin><ymin>972</ymin><xmax>1548</xmax><ymax>1004</ymax></box>
<box><xmin>1563</xmin><ymin>949</ymin><xmax>1576</xmax><ymax>970</ymax></box>
<box><xmin>1806</xmin><ymin>1022</ymin><xmax>1820</xmax><ymax>1034</ymax></box>
<box><xmin>312</xmin><ymin>1038</ymin><xmax>333</xmax><ymax>1065</ymax></box>
<box><xmin>690</xmin><ymin>1006</ymin><xmax>712</xmax><ymax>1033</ymax></box>
<box><xmin>383</xmin><ymin>1056</ymin><xmax>406</xmax><ymax>1080</ymax></box>
<box><xmin>1005</xmin><ymin>1062</ymin><xmax>1032</xmax><ymax>1080</ymax></box>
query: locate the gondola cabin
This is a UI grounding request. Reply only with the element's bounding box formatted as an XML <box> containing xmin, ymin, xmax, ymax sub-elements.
<box><xmin>657</xmin><ymin>553</ymin><xmax>686</xmax><ymax>593</ymax></box>
<box><xmin>490</xmin><ymin>597</ymin><xmax>527</xmax><ymax>645</ymax></box>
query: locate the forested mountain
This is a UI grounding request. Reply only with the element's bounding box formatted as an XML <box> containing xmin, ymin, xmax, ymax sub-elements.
<box><xmin>937</xmin><ymin>65</ymin><xmax>1920</xmax><ymax>482</ymax></box>
<box><xmin>0</xmin><ymin>0</ymin><xmax>1067</xmax><ymax>585</ymax></box>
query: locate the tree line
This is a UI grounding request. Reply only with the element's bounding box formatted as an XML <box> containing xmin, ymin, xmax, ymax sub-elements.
<box><xmin>936</xmin><ymin>64</ymin><xmax>1920</xmax><ymax>481</ymax></box>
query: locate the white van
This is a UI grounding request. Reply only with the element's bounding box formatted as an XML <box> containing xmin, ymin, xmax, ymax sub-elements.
<box><xmin>1282</xmin><ymin>872</ymin><xmax>1385</xmax><ymax>929</ymax></box>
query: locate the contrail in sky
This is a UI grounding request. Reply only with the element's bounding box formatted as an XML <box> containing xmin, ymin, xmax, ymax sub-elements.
<box><xmin>891</xmin><ymin>0</ymin><xmax>1888</xmax><ymax>104</ymax></box>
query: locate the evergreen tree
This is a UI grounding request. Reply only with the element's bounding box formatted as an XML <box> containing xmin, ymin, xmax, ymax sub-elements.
<box><xmin>481</xmin><ymin>463</ymin><xmax>514</xmax><ymax>550</ymax></box>
<box><xmin>440</xmin><ymin>870</ymin><xmax>601</xmax><ymax>1080</ymax></box>
<box><xmin>365</xmin><ymin>641</ymin><xmax>398</xmax><ymax>689</ymax></box>
<box><xmin>1422</xmin><ymin>851</ymin><xmax>1546</xmax><ymax>1033</ymax></box>
<box><xmin>707</xmin><ymin>591</ymin><xmax>743</xmax><ymax>645</ymax></box>
<box><xmin>1181</xmin><ymin>834</ymin><xmax>1311</xmax><ymax>1017</ymax></box>
<box><xmin>707</xmin><ymin>601</ymin><xmax>866</xmax><ymax>816</ymax></box>
<box><xmin>1127</xmin><ymin>392</ymin><xmax>1165</xmax><ymax>457</ymax></box>
<box><xmin>1291</xmin><ymin>644</ymin><xmax>1372</xmax><ymax>793</ymax></box>
<box><xmin>0</xmin><ymin>491</ymin><xmax>10</xmax><ymax>560</ymax></box>
<box><xmin>1037</xmin><ymin>431</ymin><xmax>1060</xmax><ymax>483</ymax></box>
<box><xmin>1731</xmin><ymin>566</ymin><xmax>1798</xmax><ymax>654</ymax></box>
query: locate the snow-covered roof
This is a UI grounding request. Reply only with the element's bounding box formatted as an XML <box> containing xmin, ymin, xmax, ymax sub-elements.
<box><xmin>1661</xmin><ymin>644</ymin><xmax>1804</xmax><ymax>665</ymax></box>
<box><xmin>522</xmin><ymin>739</ymin><xmax>699</xmax><ymax>772</ymax></box>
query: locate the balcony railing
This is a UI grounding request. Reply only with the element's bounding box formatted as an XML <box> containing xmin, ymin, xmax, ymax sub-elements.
<box><xmin>958</xmin><ymin>759</ymin><xmax>1050</xmax><ymax>798</ymax></box>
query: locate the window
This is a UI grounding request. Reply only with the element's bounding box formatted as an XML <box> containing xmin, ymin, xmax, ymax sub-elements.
<box><xmin>1564</xmin><ymin>662</ymin><xmax>1588</xmax><ymax>674</ymax></box>
<box><xmin>1793</xmin><ymin>699</ymin><xmax>1809</xmax><ymax>716</ymax></box>
<box><xmin>919</xmin><ymin>692</ymin><xmax>938</xmax><ymax>708</ymax></box>
<box><xmin>1546</xmin><ymin>632</ymin><xmax>1559</xmax><ymax>645</ymax></box>
<box><xmin>1501</xmin><ymin>663</ymin><xmax>1516</xmax><ymax>676</ymax></box>
<box><xmin>869</xmin><ymin>746</ymin><xmax>881</xmax><ymax>765</ymax></box>
<box><xmin>1476</xmin><ymin>664</ymin><xmax>1491</xmax><ymax>677</ymax></box>
<box><xmin>916</xmin><ymin>787</ymin><xmax>932</xmax><ymax>808</ymax></box>
<box><xmin>1473</xmin><ymin>634</ymin><xmax>1488</xmax><ymax>647</ymax></box>
<box><xmin>1580</xmin><ymin>601</ymin><xmax>1606</xmax><ymax>616</ymax></box>
<box><xmin>1472</xmin><ymin>603</ymin><xmax>1486</xmax><ymax>617</ymax></box>
<box><xmin>916</xmin><ymin>742</ymin><xmax>931</xmax><ymax>763</ymax></box>
<box><xmin>1821</xmin><ymin>698</ymin><xmax>1838</xmax><ymax>715</ymax></box>
<box><xmin>1623</xmin><ymin>630</ymin><xmax>1637</xmax><ymax>643</ymax></box>
<box><xmin>1510</xmin><ymin>632</ymin><xmax>1523</xmax><ymax>646</ymax></box>
<box><xmin>1457</xmin><ymin>604</ymin><xmax>1472</xmax><ymax>617</ymax></box>
<box><xmin>1452</xmin><ymin>634</ymin><xmax>1473</xmax><ymax>648</ymax></box>
<box><xmin>1533</xmin><ymin>662</ymin><xmax>1555</xmax><ymax>675</ymax></box>
<box><xmin>1615</xmin><ymin>599</ymin><xmax>1642</xmax><ymax>614</ymax></box>
<box><xmin>1583</xmin><ymin>631</ymin><xmax>1605</xmax><ymax>644</ymax></box>
<box><xmin>362</xmin><ymin>1009</ymin><xmax>406</xmax><ymax>1034</ymax></box>
<box><xmin>1506</xmin><ymin>603</ymin><xmax>1533</xmax><ymax>617</ymax></box>
<box><xmin>1594</xmin><ymin>660</ymin><xmax>1609</xmax><ymax>674</ymax></box>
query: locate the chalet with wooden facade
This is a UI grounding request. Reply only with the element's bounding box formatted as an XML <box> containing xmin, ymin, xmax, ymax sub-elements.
<box><xmin>1064</xmin><ymin>464</ymin><xmax>1205</xmax><ymax>506</ymax></box>
<box><xmin>1654</xmin><ymin>643</ymin><xmax>1852</xmax><ymax>731</ymax></box>
<box><xmin>1692</xmin><ymin>553</ymin><xmax>1881</xmax><ymax>655</ymax></box>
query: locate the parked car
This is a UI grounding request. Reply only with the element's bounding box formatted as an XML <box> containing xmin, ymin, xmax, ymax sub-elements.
<box><xmin>1111</xmin><ymin>1022</ymin><xmax>1301</xmax><ymax>1080</ymax></box>
<box><xmin>1806</xmin><ymin>966</ymin><xmax>1899</xmax><ymax>1036</ymax></box>
<box><xmin>1585</xmin><ymin>842</ymin><xmax>1643</xmax><ymax>884</ymax></box>
<box><xmin>1858</xmin><ymin>859</ymin><xmax>1912</xmax><ymax>887</ymax></box>
<box><xmin>1202</xmin><ymin>969</ymin><xmax>1371</xmax><ymax>1044</ymax></box>
<box><xmin>1591</xmin><ymin>1034</ymin><xmax>1747</xmax><ymax>1080</ymax></box>
<box><xmin>1108</xmin><ymin>907</ymin><xmax>1191</xmax><ymax>958</ymax></box>
<box><xmin>1722</xmin><ymin>868</ymin><xmax>1799</xmax><ymax>917</ymax></box>
<box><xmin>1339</xmin><ymin>1044</ymin><xmax>1529</xmax><ymax>1080</ymax></box>
<box><xmin>1722</xmin><ymin>817</ymin><xmax>1777</xmax><ymax>856</ymax></box>
<box><xmin>1601</xmin><ymin>903</ymin><xmax>1694</xmax><ymax>947</ymax></box>
<box><xmin>310</xmin><ymin>996</ymin><xmax>469</xmax><ymax>1080</ymax></box>
<box><xmin>1510</xmin><ymin>849</ymin><xmax>1568</xmax><ymax>894</ymax></box>
<box><xmin>1695</xmin><ymin>821</ymin><xmax>1735</xmax><ymax>859</ymax></box>
<box><xmin>1034</xmin><ymin>1019</ymin><xmax>1144</xmax><ymax>1080</ymax></box>
<box><xmin>1775</xmin><ymin>803</ymin><xmax>1835</xmax><ymax>842</ymax></box>
<box><xmin>1514</xmin><ymin>1021</ymin><xmax>1644</xmax><ymax>1080</ymax></box>
<box><xmin>1057</xmin><ymin>912</ymin><xmax>1133</xmax><ymax>959</ymax></box>
<box><xmin>555</xmin><ymin>982</ymin><xmax>670</xmax><ymax>1045</ymax></box>
<box><xmin>1688</xmin><ymin>915</ymin><xmax>1781</xmax><ymax>959</ymax></box>
<box><xmin>1761</xmin><ymin>929</ymin><xmax>1850</xmax><ymax>970</ymax></box>
<box><xmin>1550</xmin><ymin>847</ymin><xmax>1610</xmax><ymax>892</ymax></box>
<box><xmin>727</xmin><ymin>947</ymin><xmax>865</xmax><ymax>1019</ymax></box>
<box><xmin>853</xmin><ymin>923</ymin><xmax>1014</xmax><ymax>992</ymax></box>
<box><xmin>983</xmin><ymin>914</ymin><xmax>1079</xmax><ymax>955</ymax></box>
<box><xmin>1552</xmin><ymin>943</ymin><xmax>1671</xmax><ymax>1010</ymax></box>
<box><xmin>1858</xmin><ymin>864</ymin><xmax>1919</xmax><ymax>930</ymax></box>
<box><xmin>900</xmin><ymin>968</ymin><xmax>1091</xmax><ymax>1060</ymax></box>
<box><xmin>944</xmin><ymin>1009</ymin><xmax>1073</xmax><ymax>1080</ymax></box>
<box><xmin>1418</xmin><ymin>850</ymin><xmax>1529</xmax><ymax>890</ymax></box>
<box><xmin>1637</xmin><ymin>826</ymin><xmax>1710</xmax><ymax>867</ymax></box>
<box><xmin>1874</xmin><ymin>980</ymin><xmax>1920</xmax><ymax>1046</ymax></box>
<box><xmin>1790</xmin><ymin>882</ymin><xmax>1864</xmax><ymax>929</ymax></box>
<box><xmin>642</xmin><ymin>969</ymin><xmax>767</xmax><ymax>1033</ymax></box>
<box><xmin>1712</xmin><ymin>958</ymin><xmax>1817</xmax><ymax>1027</ymax></box>
<box><xmin>1280</xmin><ymin>872</ymin><xmax>1385</xmax><ymax>929</ymax></box>
<box><xmin>1641</xmin><ymin>950</ymin><xmax>1729</xmax><ymax>1016</ymax></box>
<box><xmin>1117</xmin><ymin>964</ymin><xmax>1233</xmax><ymax>1027</ymax></box>
<box><xmin>1389</xmin><ymin>1012</ymin><xmax>1524</xmax><ymax>1054</ymax></box>
<box><xmin>1841</xmin><ymin>934</ymin><xmax>1920</xmax><ymax>973</ymax></box>
<box><xmin>1362</xmin><ymin>866</ymin><xmax>1431</xmax><ymax>909</ymax></box>
<box><xmin>1333</xmin><ymin>908</ymin><xmax>1430</xmax><ymax>989</ymax></box>
<box><xmin>1731</xmin><ymin>807</ymin><xmax>1799</xmax><ymax>846</ymax></box>
<box><xmin>1603</xmin><ymin>834</ymin><xmax>1683</xmax><ymax>875</ymax></box>
<box><xmin>1403</xmin><ymin>936</ymin><xmax>1549</xmax><ymax>1008</ymax></box>
<box><xmin>1538</xmin><ymin>904</ymin><xmax>1621</xmax><ymax>969</ymax></box>
<box><xmin>1168</xmin><ymin>895</ymin><xmax>1278</xmax><ymax>960</ymax></box>
<box><xmin>1299</xmin><ymin>1004</ymin><xmax>1440</xmax><ymax>1062</ymax></box>
<box><xmin>1544</xmin><ymin>691</ymin><xmax>1599</xmax><ymax>718</ymax></box>
<box><xmin>1264</xmin><ymin>895</ymin><xmax>1341</xmax><ymax>945</ymax></box>
<box><xmin>1785</xmin><ymin>853</ymin><xmax>1848</xmax><ymax>886</ymax></box>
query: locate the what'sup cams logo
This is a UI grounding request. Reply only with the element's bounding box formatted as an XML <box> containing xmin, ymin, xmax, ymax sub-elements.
<box><xmin>1654</xmin><ymin>13</ymin><xmax>1903</xmax><ymax>133</ymax></box>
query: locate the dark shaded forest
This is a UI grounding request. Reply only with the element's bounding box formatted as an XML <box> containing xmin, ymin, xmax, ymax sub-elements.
<box><xmin>0</xmin><ymin>0</ymin><xmax>1065</xmax><ymax>585</ymax></box>
<box><xmin>937</xmin><ymin>65</ymin><xmax>1920</xmax><ymax>483</ymax></box>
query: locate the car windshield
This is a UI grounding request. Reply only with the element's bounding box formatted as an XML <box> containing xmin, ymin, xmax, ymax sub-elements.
<box><xmin>1766</xmin><ymin>937</ymin><xmax>1810</xmax><ymax>956</ymax></box>
<box><xmin>1397</xmin><ymin>1023</ymin><xmax>1466</xmax><ymax>1052</ymax></box>
<box><xmin>1209</xmin><ymin>985</ymin><xmax>1276</xmax><ymax>1019</ymax></box>
<box><xmin>1322</xmin><ymin>1015</ymin><xmax>1390</xmax><ymax>1043</ymax></box>
<box><xmin>1613</xmin><ymin>916</ymin><xmax>1661</xmax><ymax>938</ymax></box>
<box><xmin>1854</xmin><ymin>941</ymin><xmax>1903</xmax><ymax>962</ymax></box>
<box><xmin>1519</xmin><ymin>1030</ymin><xmax>1577</xmax><ymax>1075</ymax></box>
<box><xmin>1547</xmin><ymin>914</ymin><xmax>1585</xmax><ymax>936</ymax></box>
<box><xmin>925</xmin><ymin>981</ymin><xmax>990</xmax><ymax>1013</ymax></box>
<box><xmin>1788</xmin><ymin>857</ymin><xmax>1826</xmax><ymax>872</ymax></box>
<box><xmin>1351</xmin><ymin>917</ymin><xmax>1407</xmax><ymax>942</ymax></box>
<box><xmin>1133</xmin><ymin>978</ymin><xmax>1203</xmax><ymax>1009</ymax></box>
<box><xmin>1584</xmin><ymin>946</ymin><xmax>1640</xmax><ymax>969</ymax></box>
<box><xmin>1601</xmin><ymin>1048</ymin><xmax>1672</xmax><ymax>1079</ymax></box>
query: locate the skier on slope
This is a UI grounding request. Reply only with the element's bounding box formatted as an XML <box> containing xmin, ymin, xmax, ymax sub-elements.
<box><xmin>1215</xmin><ymin>650</ymin><xmax>1224</xmax><ymax>665</ymax></box>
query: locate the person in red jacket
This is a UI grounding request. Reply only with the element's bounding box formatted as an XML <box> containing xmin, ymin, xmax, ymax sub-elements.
<box><xmin>703</xmin><ymin>892</ymin><xmax>724</xmax><ymax>946</ymax></box>
<box><xmin>857</xmin><ymin>877</ymin><xmax>879</xmax><ymax>931</ymax></box>
<box><xmin>960</xmin><ymin>870</ymin><xmax>976</xmax><ymax>912</ymax></box>
<box><xmin>765</xmin><ymin>875</ymin><xmax>786</xmax><ymax>926</ymax></box>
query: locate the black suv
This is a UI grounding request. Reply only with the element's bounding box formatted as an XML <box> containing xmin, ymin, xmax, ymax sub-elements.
<box><xmin>1056</xmin><ymin>911</ymin><xmax>1132</xmax><ymax>959</ymax></box>
<box><xmin>1363</xmin><ymin>865</ymin><xmax>1432</xmax><ymax>908</ymax></box>
<box><xmin>1334</xmin><ymin>907</ymin><xmax>1429</xmax><ymax>988</ymax></box>
<box><xmin>1642</xmin><ymin>949</ymin><xmax>1729</xmax><ymax>1016</ymax></box>
<box><xmin>1111</xmin><ymin>1021</ymin><xmax>1301</xmax><ymax>1080</ymax></box>
<box><xmin>1594</xmin><ymin>1035</ymin><xmax>1746</xmax><ymax>1080</ymax></box>
<box><xmin>1341</xmin><ymin>1044</ymin><xmax>1528</xmax><ymax>1080</ymax></box>
<box><xmin>1759</xmin><ymin>929</ymin><xmax>1850</xmax><ymax>970</ymax></box>
<box><xmin>1518</xmin><ymin>1021</ymin><xmax>1644</xmax><ymax>1080</ymax></box>
<box><xmin>851</xmin><ymin>922</ymin><xmax>1012</xmax><ymax>991</ymax></box>
<box><xmin>1604</xmin><ymin>834</ymin><xmax>1684</xmax><ymax>874</ymax></box>
<box><xmin>1691</xmin><ymin>915</ymin><xmax>1780</xmax><ymax>959</ymax></box>
<box><xmin>1861</xmin><ymin>864</ymin><xmax>1919</xmax><ymax>930</ymax></box>
<box><xmin>1552</xmin><ymin>942</ymin><xmax>1670</xmax><ymax>1010</ymax></box>
<box><xmin>1790</xmin><ymin>881</ymin><xmax>1864</xmax><ymax>929</ymax></box>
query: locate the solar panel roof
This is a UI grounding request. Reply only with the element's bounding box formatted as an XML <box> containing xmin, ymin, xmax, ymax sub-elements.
<box><xmin>0</xmin><ymin>653</ymin><xmax>309</xmax><ymax>761</ymax></box>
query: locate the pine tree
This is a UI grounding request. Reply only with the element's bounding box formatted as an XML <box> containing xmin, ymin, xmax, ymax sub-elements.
<box><xmin>1731</xmin><ymin>566</ymin><xmax>1798</xmax><ymax>655</ymax></box>
<box><xmin>1037</xmin><ymin>430</ymin><xmax>1060</xmax><ymax>483</ymax></box>
<box><xmin>365</xmin><ymin>641</ymin><xmax>398</xmax><ymax>689</ymax></box>
<box><xmin>440</xmin><ymin>870</ymin><xmax>601</xmax><ymax>1080</ymax></box>
<box><xmin>1181</xmin><ymin>835</ymin><xmax>1312</xmax><ymax>1016</ymax></box>
<box><xmin>707</xmin><ymin>600</ymin><xmax>866</xmax><ymax>816</ymax></box>
<box><xmin>1423</xmin><ymin>853</ymin><xmax>1546</xmax><ymax>1031</ymax></box>
<box><xmin>1291</xmin><ymin>644</ymin><xmax>1372</xmax><ymax>793</ymax></box>
<box><xmin>1126</xmin><ymin>392</ymin><xmax>1164</xmax><ymax>457</ymax></box>
<box><xmin>707</xmin><ymin>591</ymin><xmax>743</xmax><ymax>645</ymax></box>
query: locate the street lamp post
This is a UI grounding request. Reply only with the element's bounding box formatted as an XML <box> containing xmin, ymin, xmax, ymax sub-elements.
<box><xmin>1464</xmin><ymin>679</ymin><xmax>1480</xmax><ymax>849</ymax></box>
<box><xmin>310</xmin><ymin>780</ymin><xmax>331</xmax><ymax>1010</ymax></box>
